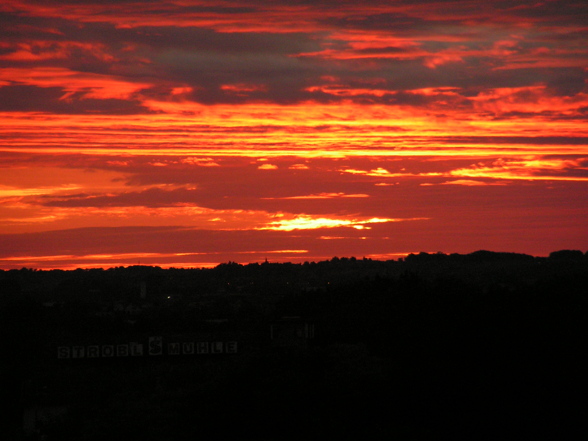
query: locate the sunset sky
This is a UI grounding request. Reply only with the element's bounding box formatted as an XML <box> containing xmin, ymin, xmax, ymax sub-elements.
<box><xmin>1</xmin><ymin>0</ymin><xmax>587</xmax><ymax>269</ymax></box>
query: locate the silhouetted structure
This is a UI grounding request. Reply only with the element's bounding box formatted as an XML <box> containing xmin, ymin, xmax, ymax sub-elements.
<box><xmin>270</xmin><ymin>316</ymin><xmax>315</xmax><ymax>349</ymax></box>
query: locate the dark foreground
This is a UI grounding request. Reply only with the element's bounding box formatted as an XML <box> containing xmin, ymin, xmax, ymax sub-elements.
<box><xmin>2</xmin><ymin>250</ymin><xmax>588</xmax><ymax>439</ymax></box>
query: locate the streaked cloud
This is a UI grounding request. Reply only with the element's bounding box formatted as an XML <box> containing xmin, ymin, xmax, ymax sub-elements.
<box><xmin>259</xmin><ymin>215</ymin><xmax>424</xmax><ymax>231</ymax></box>
<box><xmin>263</xmin><ymin>192</ymin><xmax>369</xmax><ymax>200</ymax></box>
<box><xmin>340</xmin><ymin>157</ymin><xmax>588</xmax><ymax>182</ymax></box>
<box><xmin>421</xmin><ymin>180</ymin><xmax>507</xmax><ymax>187</ymax></box>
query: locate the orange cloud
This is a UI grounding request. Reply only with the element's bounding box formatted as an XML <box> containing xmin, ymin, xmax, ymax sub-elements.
<box><xmin>0</xmin><ymin>67</ymin><xmax>151</xmax><ymax>100</ymax></box>
<box><xmin>423</xmin><ymin>179</ymin><xmax>507</xmax><ymax>186</ymax></box>
<box><xmin>340</xmin><ymin>156</ymin><xmax>588</xmax><ymax>183</ymax></box>
<box><xmin>472</xmin><ymin>86</ymin><xmax>588</xmax><ymax>116</ymax></box>
<box><xmin>263</xmin><ymin>193</ymin><xmax>369</xmax><ymax>200</ymax></box>
<box><xmin>448</xmin><ymin>158</ymin><xmax>588</xmax><ymax>181</ymax></box>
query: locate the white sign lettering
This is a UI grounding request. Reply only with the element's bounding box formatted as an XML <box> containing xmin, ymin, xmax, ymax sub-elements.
<box><xmin>58</xmin><ymin>338</ymin><xmax>237</xmax><ymax>359</ymax></box>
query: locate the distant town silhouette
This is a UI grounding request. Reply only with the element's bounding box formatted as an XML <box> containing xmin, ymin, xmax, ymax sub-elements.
<box><xmin>2</xmin><ymin>250</ymin><xmax>587</xmax><ymax>439</ymax></box>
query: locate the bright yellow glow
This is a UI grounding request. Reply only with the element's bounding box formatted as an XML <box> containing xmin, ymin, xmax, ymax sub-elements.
<box><xmin>259</xmin><ymin>215</ymin><xmax>422</xmax><ymax>231</ymax></box>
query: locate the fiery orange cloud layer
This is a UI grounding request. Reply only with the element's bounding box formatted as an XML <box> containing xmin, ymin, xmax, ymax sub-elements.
<box><xmin>1</xmin><ymin>107</ymin><xmax>586</xmax><ymax>163</ymax></box>
<box><xmin>0</xmin><ymin>0</ymin><xmax>587</xmax><ymax>268</ymax></box>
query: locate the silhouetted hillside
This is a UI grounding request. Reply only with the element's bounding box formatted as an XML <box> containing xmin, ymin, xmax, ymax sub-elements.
<box><xmin>1</xmin><ymin>250</ymin><xmax>587</xmax><ymax>439</ymax></box>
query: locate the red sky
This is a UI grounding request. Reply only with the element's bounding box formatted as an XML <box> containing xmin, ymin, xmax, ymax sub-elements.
<box><xmin>1</xmin><ymin>0</ymin><xmax>587</xmax><ymax>269</ymax></box>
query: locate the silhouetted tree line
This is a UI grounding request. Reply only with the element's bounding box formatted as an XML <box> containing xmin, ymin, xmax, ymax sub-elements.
<box><xmin>1</xmin><ymin>250</ymin><xmax>587</xmax><ymax>439</ymax></box>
